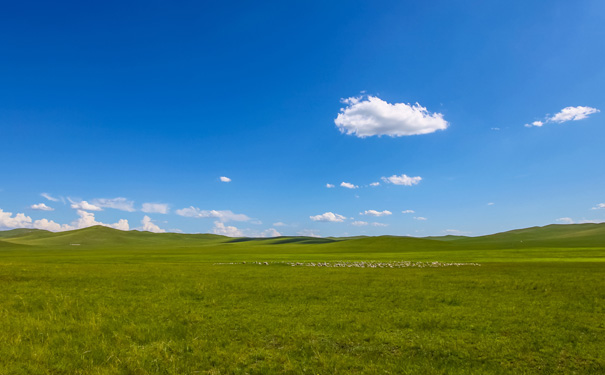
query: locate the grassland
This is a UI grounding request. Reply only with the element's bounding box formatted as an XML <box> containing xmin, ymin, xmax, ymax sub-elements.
<box><xmin>0</xmin><ymin>224</ymin><xmax>604</xmax><ymax>374</ymax></box>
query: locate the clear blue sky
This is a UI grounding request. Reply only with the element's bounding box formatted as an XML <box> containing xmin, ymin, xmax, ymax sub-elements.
<box><xmin>1</xmin><ymin>0</ymin><xmax>604</xmax><ymax>236</ymax></box>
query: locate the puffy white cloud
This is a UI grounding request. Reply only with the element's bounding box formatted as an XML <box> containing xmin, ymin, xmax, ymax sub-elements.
<box><xmin>212</xmin><ymin>221</ymin><xmax>243</xmax><ymax>237</ymax></box>
<box><xmin>334</xmin><ymin>95</ymin><xmax>448</xmax><ymax>138</ymax></box>
<box><xmin>340</xmin><ymin>182</ymin><xmax>358</xmax><ymax>189</ymax></box>
<box><xmin>369</xmin><ymin>182</ymin><xmax>380</xmax><ymax>187</ymax></box>
<box><xmin>260</xmin><ymin>228</ymin><xmax>281</xmax><ymax>237</ymax></box>
<box><xmin>33</xmin><ymin>219</ymin><xmax>73</xmax><ymax>232</ymax></box>
<box><xmin>69</xmin><ymin>199</ymin><xmax>103</xmax><ymax>211</ymax></box>
<box><xmin>41</xmin><ymin>193</ymin><xmax>59</xmax><ymax>202</ymax></box>
<box><xmin>310</xmin><ymin>212</ymin><xmax>346</xmax><ymax>222</ymax></box>
<box><xmin>31</xmin><ymin>203</ymin><xmax>54</xmax><ymax>211</ymax></box>
<box><xmin>140</xmin><ymin>215</ymin><xmax>166</xmax><ymax>233</ymax></box>
<box><xmin>141</xmin><ymin>203</ymin><xmax>170</xmax><ymax>214</ymax></box>
<box><xmin>381</xmin><ymin>174</ymin><xmax>422</xmax><ymax>186</ymax></box>
<box><xmin>0</xmin><ymin>209</ymin><xmax>32</xmax><ymax>229</ymax></box>
<box><xmin>556</xmin><ymin>217</ymin><xmax>574</xmax><ymax>224</ymax></box>
<box><xmin>91</xmin><ymin>197</ymin><xmax>135</xmax><ymax>212</ymax></box>
<box><xmin>414</xmin><ymin>216</ymin><xmax>427</xmax><ymax>221</ymax></box>
<box><xmin>175</xmin><ymin>207</ymin><xmax>250</xmax><ymax>222</ymax></box>
<box><xmin>73</xmin><ymin>210</ymin><xmax>129</xmax><ymax>231</ymax></box>
<box><xmin>298</xmin><ymin>229</ymin><xmax>321</xmax><ymax>237</ymax></box>
<box><xmin>326</xmin><ymin>183</ymin><xmax>335</xmax><ymax>188</ymax></box>
<box><xmin>592</xmin><ymin>203</ymin><xmax>605</xmax><ymax>210</ymax></box>
<box><xmin>401</xmin><ymin>209</ymin><xmax>415</xmax><ymax>214</ymax></box>
<box><xmin>220</xmin><ymin>176</ymin><xmax>231</xmax><ymax>182</ymax></box>
<box><xmin>525</xmin><ymin>106</ymin><xmax>599</xmax><ymax>127</ymax></box>
<box><xmin>361</xmin><ymin>209</ymin><xmax>392</xmax><ymax>217</ymax></box>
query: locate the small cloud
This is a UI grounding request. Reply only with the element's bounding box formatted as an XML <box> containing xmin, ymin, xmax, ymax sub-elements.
<box><xmin>30</xmin><ymin>203</ymin><xmax>54</xmax><ymax>211</ymax></box>
<box><xmin>298</xmin><ymin>229</ymin><xmax>321</xmax><ymax>238</ymax></box>
<box><xmin>556</xmin><ymin>217</ymin><xmax>574</xmax><ymax>224</ymax></box>
<box><xmin>219</xmin><ymin>176</ymin><xmax>231</xmax><ymax>182</ymax></box>
<box><xmin>326</xmin><ymin>183</ymin><xmax>335</xmax><ymax>188</ymax></box>
<box><xmin>340</xmin><ymin>182</ymin><xmax>358</xmax><ymax>189</ymax></box>
<box><xmin>41</xmin><ymin>193</ymin><xmax>59</xmax><ymax>202</ymax></box>
<box><xmin>175</xmin><ymin>207</ymin><xmax>250</xmax><ymax>222</ymax></box>
<box><xmin>369</xmin><ymin>182</ymin><xmax>380</xmax><ymax>187</ymax></box>
<box><xmin>310</xmin><ymin>212</ymin><xmax>346</xmax><ymax>222</ymax></box>
<box><xmin>360</xmin><ymin>210</ymin><xmax>392</xmax><ymax>217</ymax></box>
<box><xmin>351</xmin><ymin>221</ymin><xmax>368</xmax><ymax>226</ymax></box>
<box><xmin>91</xmin><ymin>197</ymin><xmax>135</xmax><ymax>212</ymax></box>
<box><xmin>141</xmin><ymin>203</ymin><xmax>170</xmax><ymax>214</ymax></box>
<box><xmin>69</xmin><ymin>199</ymin><xmax>103</xmax><ymax>211</ymax></box>
<box><xmin>401</xmin><ymin>209</ymin><xmax>415</xmax><ymax>214</ymax></box>
<box><xmin>141</xmin><ymin>215</ymin><xmax>166</xmax><ymax>233</ymax></box>
<box><xmin>414</xmin><ymin>216</ymin><xmax>427</xmax><ymax>221</ymax></box>
<box><xmin>273</xmin><ymin>222</ymin><xmax>287</xmax><ymax>227</ymax></box>
<box><xmin>334</xmin><ymin>95</ymin><xmax>448</xmax><ymax>138</ymax></box>
<box><xmin>487</xmin><ymin>202</ymin><xmax>495</xmax><ymax>206</ymax></box>
<box><xmin>525</xmin><ymin>106</ymin><xmax>599</xmax><ymax>127</ymax></box>
<box><xmin>491</xmin><ymin>127</ymin><xmax>500</xmax><ymax>131</ymax></box>
<box><xmin>381</xmin><ymin>174</ymin><xmax>422</xmax><ymax>186</ymax></box>
<box><xmin>212</xmin><ymin>221</ymin><xmax>243</xmax><ymax>237</ymax></box>
<box><xmin>592</xmin><ymin>203</ymin><xmax>605</xmax><ymax>210</ymax></box>
<box><xmin>371</xmin><ymin>222</ymin><xmax>388</xmax><ymax>227</ymax></box>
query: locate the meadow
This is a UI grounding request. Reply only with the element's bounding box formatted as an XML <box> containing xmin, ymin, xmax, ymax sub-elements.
<box><xmin>0</xmin><ymin>225</ymin><xmax>604</xmax><ymax>374</ymax></box>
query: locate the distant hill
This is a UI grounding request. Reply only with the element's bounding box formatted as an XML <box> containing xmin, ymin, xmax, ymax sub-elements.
<box><xmin>0</xmin><ymin>223</ymin><xmax>603</xmax><ymax>250</ymax></box>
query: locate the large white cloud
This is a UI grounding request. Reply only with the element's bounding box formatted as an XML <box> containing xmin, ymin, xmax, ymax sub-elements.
<box><xmin>91</xmin><ymin>197</ymin><xmax>135</xmax><ymax>212</ymax></box>
<box><xmin>175</xmin><ymin>207</ymin><xmax>250</xmax><ymax>222</ymax></box>
<box><xmin>381</xmin><ymin>174</ymin><xmax>422</xmax><ymax>186</ymax></box>
<box><xmin>525</xmin><ymin>106</ymin><xmax>599</xmax><ymax>127</ymax></box>
<box><xmin>69</xmin><ymin>199</ymin><xmax>103</xmax><ymax>211</ymax></box>
<box><xmin>310</xmin><ymin>212</ymin><xmax>346</xmax><ymax>222</ymax></box>
<box><xmin>0</xmin><ymin>208</ymin><xmax>128</xmax><ymax>232</ymax></box>
<box><xmin>141</xmin><ymin>203</ymin><xmax>170</xmax><ymax>214</ymax></box>
<box><xmin>334</xmin><ymin>95</ymin><xmax>448</xmax><ymax>138</ymax></box>
<box><xmin>0</xmin><ymin>209</ymin><xmax>32</xmax><ymax>229</ymax></box>
<box><xmin>212</xmin><ymin>221</ymin><xmax>243</xmax><ymax>237</ymax></box>
<box><xmin>361</xmin><ymin>209</ymin><xmax>392</xmax><ymax>217</ymax></box>
<box><xmin>73</xmin><ymin>210</ymin><xmax>129</xmax><ymax>231</ymax></box>
<box><xmin>140</xmin><ymin>215</ymin><xmax>166</xmax><ymax>233</ymax></box>
<box><xmin>31</xmin><ymin>203</ymin><xmax>54</xmax><ymax>211</ymax></box>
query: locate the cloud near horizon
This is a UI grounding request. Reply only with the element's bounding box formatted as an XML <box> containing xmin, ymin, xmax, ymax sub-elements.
<box><xmin>175</xmin><ymin>207</ymin><xmax>250</xmax><ymax>222</ymax></box>
<box><xmin>334</xmin><ymin>95</ymin><xmax>448</xmax><ymax>138</ymax></box>
<box><xmin>0</xmin><ymin>208</ymin><xmax>128</xmax><ymax>232</ymax></box>
<box><xmin>140</xmin><ymin>215</ymin><xmax>166</xmax><ymax>233</ymax></box>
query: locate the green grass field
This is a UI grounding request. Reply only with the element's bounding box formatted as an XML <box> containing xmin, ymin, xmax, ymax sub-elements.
<box><xmin>1</xmin><ymin>224</ymin><xmax>604</xmax><ymax>374</ymax></box>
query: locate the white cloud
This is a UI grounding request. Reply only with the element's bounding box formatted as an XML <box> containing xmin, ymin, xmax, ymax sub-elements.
<box><xmin>31</xmin><ymin>203</ymin><xmax>54</xmax><ymax>211</ymax></box>
<box><xmin>69</xmin><ymin>199</ymin><xmax>103</xmax><ymax>211</ymax></box>
<box><xmin>91</xmin><ymin>198</ymin><xmax>135</xmax><ymax>212</ymax></box>
<box><xmin>140</xmin><ymin>215</ymin><xmax>166</xmax><ymax>233</ymax></box>
<box><xmin>298</xmin><ymin>229</ymin><xmax>321</xmax><ymax>238</ymax></box>
<box><xmin>273</xmin><ymin>222</ymin><xmax>287</xmax><ymax>227</ymax></box>
<box><xmin>41</xmin><ymin>193</ymin><xmax>59</xmax><ymax>202</ymax></box>
<box><xmin>340</xmin><ymin>182</ymin><xmax>358</xmax><ymax>189</ymax></box>
<box><xmin>361</xmin><ymin>209</ymin><xmax>392</xmax><ymax>217</ymax></box>
<box><xmin>414</xmin><ymin>216</ymin><xmax>427</xmax><ymax>221</ymax></box>
<box><xmin>32</xmin><ymin>218</ymin><xmax>74</xmax><ymax>232</ymax></box>
<box><xmin>326</xmin><ymin>183</ymin><xmax>335</xmax><ymax>188</ymax></box>
<box><xmin>310</xmin><ymin>212</ymin><xmax>346</xmax><ymax>222</ymax></box>
<box><xmin>487</xmin><ymin>202</ymin><xmax>495</xmax><ymax>206</ymax></box>
<box><xmin>381</xmin><ymin>174</ymin><xmax>422</xmax><ymax>186</ymax></box>
<box><xmin>556</xmin><ymin>217</ymin><xmax>574</xmax><ymax>224</ymax></box>
<box><xmin>351</xmin><ymin>221</ymin><xmax>368</xmax><ymax>226</ymax></box>
<box><xmin>220</xmin><ymin>176</ymin><xmax>231</xmax><ymax>182</ymax></box>
<box><xmin>369</xmin><ymin>182</ymin><xmax>380</xmax><ymax>187</ymax></box>
<box><xmin>175</xmin><ymin>207</ymin><xmax>250</xmax><ymax>222</ymax></box>
<box><xmin>334</xmin><ymin>95</ymin><xmax>448</xmax><ymax>138</ymax></box>
<box><xmin>0</xmin><ymin>209</ymin><xmax>32</xmax><ymax>229</ymax></box>
<box><xmin>401</xmin><ymin>209</ymin><xmax>415</xmax><ymax>214</ymax></box>
<box><xmin>73</xmin><ymin>210</ymin><xmax>129</xmax><ymax>231</ymax></box>
<box><xmin>260</xmin><ymin>228</ymin><xmax>281</xmax><ymax>237</ymax></box>
<box><xmin>212</xmin><ymin>221</ymin><xmax>243</xmax><ymax>237</ymax></box>
<box><xmin>141</xmin><ymin>203</ymin><xmax>170</xmax><ymax>214</ymax></box>
<box><xmin>525</xmin><ymin>106</ymin><xmax>599</xmax><ymax>127</ymax></box>
<box><xmin>592</xmin><ymin>203</ymin><xmax>605</xmax><ymax>210</ymax></box>
<box><xmin>371</xmin><ymin>222</ymin><xmax>388</xmax><ymax>227</ymax></box>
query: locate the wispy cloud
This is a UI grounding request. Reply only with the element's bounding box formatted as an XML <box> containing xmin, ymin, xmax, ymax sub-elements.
<box><xmin>326</xmin><ymin>183</ymin><xmax>335</xmax><ymax>188</ymax></box>
<box><xmin>525</xmin><ymin>106</ymin><xmax>599</xmax><ymax>127</ymax></box>
<box><xmin>592</xmin><ymin>203</ymin><xmax>605</xmax><ymax>210</ymax></box>
<box><xmin>401</xmin><ymin>209</ymin><xmax>415</xmax><ymax>214</ymax></box>
<box><xmin>360</xmin><ymin>210</ymin><xmax>392</xmax><ymax>217</ymax></box>
<box><xmin>141</xmin><ymin>203</ymin><xmax>170</xmax><ymax>214</ymax></box>
<box><xmin>556</xmin><ymin>217</ymin><xmax>574</xmax><ymax>224</ymax></box>
<box><xmin>91</xmin><ymin>198</ymin><xmax>135</xmax><ymax>212</ymax></box>
<box><xmin>414</xmin><ymin>216</ymin><xmax>427</xmax><ymax>221</ymax></box>
<box><xmin>335</xmin><ymin>95</ymin><xmax>448</xmax><ymax>138</ymax></box>
<box><xmin>175</xmin><ymin>207</ymin><xmax>250</xmax><ymax>222</ymax></box>
<box><xmin>41</xmin><ymin>193</ymin><xmax>59</xmax><ymax>202</ymax></box>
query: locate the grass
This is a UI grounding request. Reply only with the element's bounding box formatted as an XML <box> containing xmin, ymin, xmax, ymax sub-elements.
<box><xmin>0</xmin><ymin>225</ymin><xmax>604</xmax><ymax>374</ymax></box>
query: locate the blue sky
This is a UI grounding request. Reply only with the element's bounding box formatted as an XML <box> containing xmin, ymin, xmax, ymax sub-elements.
<box><xmin>1</xmin><ymin>0</ymin><xmax>604</xmax><ymax>237</ymax></box>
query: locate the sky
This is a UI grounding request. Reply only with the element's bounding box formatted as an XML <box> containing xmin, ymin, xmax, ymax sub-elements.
<box><xmin>1</xmin><ymin>0</ymin><xmax>604</xmax><ymax>237</ymax></box>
